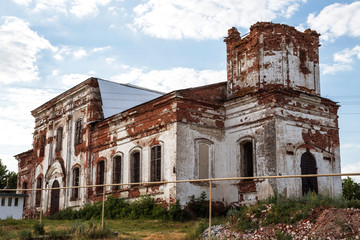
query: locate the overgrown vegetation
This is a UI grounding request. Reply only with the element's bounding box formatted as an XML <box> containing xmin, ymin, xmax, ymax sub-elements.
<box><xmin>0</xmin><ymin>159</ymin><xmax>17</xmax><ymax>189</ymax></box>
<box><xmin>48</xmin><ymin>191</ymin><xmax>226</xmax><ymax>222</ymax></box>
<box><xmin>227</xmin><ymin>192</ymin><xmax>360</xmax><ymax>232</ymax></box>
<box><xmin>342</xmin><ymin>177</ymin><xmax>360</xmax><ymax>200</ymax></box>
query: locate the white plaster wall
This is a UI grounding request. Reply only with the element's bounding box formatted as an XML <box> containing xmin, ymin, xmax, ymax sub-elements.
<box><xmin>0</xmin><ymin>197</ymin><xmax>25</xmax><ymax>219</ymax></box>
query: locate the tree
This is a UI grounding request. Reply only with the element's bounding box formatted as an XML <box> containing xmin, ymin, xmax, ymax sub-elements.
<box><xmin>0</xmin><ymin>159</ymin><xmax>18</xmax><ymax>189</ymax></box>
<box><xmin>342</xmin><ymin>177</ymin><xmax>360</xmax><ymax>200</ymax></box>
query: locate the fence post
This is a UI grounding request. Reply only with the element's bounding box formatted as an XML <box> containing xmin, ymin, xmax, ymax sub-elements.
<box><xmin>209</xmin><ymin>180</ymin><xmax>212</xmax><ymax>234</ymax></box>
<box><xmin>101</xmin><ymin>184</ymin><xmax>106</xmax><ymax>229</ymax></box>
<box><xmin>39</xmin><ymin>187</ymin><xmax>43</xmax><ymax>225</ymax></box>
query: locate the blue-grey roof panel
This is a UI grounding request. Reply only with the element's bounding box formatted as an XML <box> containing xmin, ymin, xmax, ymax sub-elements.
<box><xmin>97</xmin><ymin>79</ymin><xmax>164</xmax><ymax>118</ymax></box>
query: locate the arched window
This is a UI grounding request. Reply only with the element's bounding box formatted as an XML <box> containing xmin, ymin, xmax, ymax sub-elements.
<box><xmin>151</xmin><ymin>145</ymin><xmax>161</xmax><ymax>182</ymax></box>
<box><xmin>22</xmin><ymin>182</ymin><xmax>27</xmax><ymax>208</ymax></box>
<box><xmin>55</xmin><ymin>127</ymin><xmax>63</xmax><ymax>151</ymax></box>
<box><xmin>301</xmin><ymin>151</ymin><xmax>318</xmax><ymax>195</ymax></box>
<box><xmin>74</xmin><ymin>119</ymin><xmax>82</xmax><ymax>145</ymax></box>
<box><xmin>130</xmin><ymin>151</ymin><xmax>140</xmax><ymax>183</ymax></box>
<box><xmin>97</xmin><ymin>161</ymin><xmax>105</xmax><ymax>193</ymax></box>
<box><xmin>40</xmin><ymin>135</ymin><xmax>46</xmax><ymax>157</ymax></box>
<box><xmin>113</xmin><ymin>156</ymin><xmax>121</xmax><ymax>190</ymax></box>
<box><xmin>35</xmin><ymin>177</ymin><xmax>42</xmax><ymax>207</ymax></box>
<box><xmin>72</xmin><ymin>167</ymin><xmax>80</xmax><ymax>199</ymax></box>
<box><xmin>195</xmin><ymin>139</ymin><xmax>214</xmax><ymax>179</ymax></box>
<box><xmin>240</xmin><ymin>141</ymin><xmax>254</xmax><ymax>179</ymax></box>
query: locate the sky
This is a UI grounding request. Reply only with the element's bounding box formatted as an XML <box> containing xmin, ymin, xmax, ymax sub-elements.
<box><xmin>0</xmin><ymin>0</ymin><xmax>359</xmax><ymax>180</ymax></box>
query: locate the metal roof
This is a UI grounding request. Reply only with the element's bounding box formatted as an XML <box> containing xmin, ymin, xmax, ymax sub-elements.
<box><xmin>97</xmin><ymin>79</ymin><xmax>164</xmax><ymax>119</ymax></box>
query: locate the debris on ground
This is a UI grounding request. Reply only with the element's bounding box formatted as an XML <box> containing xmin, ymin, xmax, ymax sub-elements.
<box><xmin>203</xmin><ymin>207</ymin><xmax>360</xmax><ymax>239</ymax></box>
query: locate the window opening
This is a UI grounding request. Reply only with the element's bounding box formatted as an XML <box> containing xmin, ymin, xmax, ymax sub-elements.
<box><xmin>14</xmin><ymin>198</ymin><xmax>18</xmax><ymax>207</ymax></box>
<box><xmin>75</xmin><ymin>119</ymin><xmax>82</xmax><ymax>145</ymax></box>
<box><xmin>1</xmin><ymin>198</ymin><xmax>5</xmax><ymax>206</ymax></box>
<box><xmin>301</xmin><ymin>151</ymin><xmax>318</xmax><ymax>195</ymax></box>
<box><xmin>40</xmin><ymin>135</ymin><xmax>46</xmax><ymax>157</ymax></box>
<box><xmin>35</xmin><ymin>177</ymin><xmax>42</xmax><ymax>207</ymax></box>
<box><xmin>241</xmin><ymin>142</ymin><xmax>254</xmax><ymax>179</ymax></box>
<box><xmin>151</xmin><ymin>146</ymin><xmax>161</xmax><ymax>182</ymax></box>
<box><xmin>113</xmin><ymin>156</ymin><xmax>121</xmax><ymax>190</ymax></box>
<box><xmin>72</xmin><ymin>167</ymin><xmax>80</xmax><ymax>199</ymax></box>
<box><xmin>97</xmin><ymin>161</ymin><xmax>105</xmax><ymax>193</ymax></box>
<box><xmin>131</xmin><ymin>151</ymin><xmax>140</xmax><ymax>183</ymax></box>
<box><xmin>56</xmin><ymin>127</ymin><xmax>63</xmax><ymax>151</ymax></box>
<box><xmin>198</xmin><ymin>143</ymin><xmax>209</xmax><ymax>179</ymax></box>
<box><xmin>8</xmin><ymin>197</ymin><xmax>12</xmax><ymax>206</ymax></box>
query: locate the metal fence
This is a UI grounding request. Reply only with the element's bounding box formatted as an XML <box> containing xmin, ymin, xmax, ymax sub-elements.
<box><xmin>2</xmin><ymin>172</ymin><xmax>360</xmax><ymax>232</ymax></box>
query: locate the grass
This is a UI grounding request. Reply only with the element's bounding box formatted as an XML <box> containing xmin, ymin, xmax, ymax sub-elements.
<box><xmin>0</xmin><ymin>218</ymin><xmax>208</xmax><ymax>240</ymax></box>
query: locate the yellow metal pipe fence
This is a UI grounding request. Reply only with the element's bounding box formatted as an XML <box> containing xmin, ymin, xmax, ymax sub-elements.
<box><xmin>1</xmin><ymin>172</ymin><xmax>360</xmax><ymax>231</ymax></box>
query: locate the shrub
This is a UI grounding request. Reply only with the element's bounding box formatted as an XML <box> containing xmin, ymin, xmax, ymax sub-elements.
<box><xmin>33</xmin><ymin>222</ymin><xmax>45</xmax><ymax>235</ymax></box>
<box><xmin>18</xmin><ymin>230</ymin><xmax>32</xmax><ymax>240</ymax></box>
<box><xmin>342</xmin><ymin>177</ymin><xmax>360</xmax><ymax>200</ymax></box>
<box><xmin>169</xmin><ymin>200</ymin><xmax>190</xmax><ymax>221</ymax></box>
<box><xmin>186</xmin><ymin>191</ymin><xmax>209</xmax><ymax>218</ymax></box>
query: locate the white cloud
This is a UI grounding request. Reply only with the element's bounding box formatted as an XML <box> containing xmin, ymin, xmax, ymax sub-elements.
<box><xmin>25</xmin><ymin>0</ymin><xmax>115</xmax><ymax>17</ymax></box>
<box><xmin>0</xmin><ymin>17</ymin><xmax>55</xmax><ymax>84</ymax></box>
<box><xmin>320</xmin><ymin>63</ymin><xmax>352</xmax><ymax>75</ymax></box>
<box><xmin>61</xmin><ymin>73</ymin><xmax>91</xmax><ymax>88</ymax></box>
<box><xmin>105</xmin><ymin>58</ymin><xmax>116</xmax><ymax>64</ymax></box>
<box><xmin>73</xmin><ymin>48</ymin><xmax>87</xmax><ymax>59</ymax></box>
<box><xmin>131</xmin><ymin>0</ymin><xmax>306</xmax><ymax>40</ymax></box>
<box><xmin>321</xmin><ymin>45</ymin><xmax>360</xmax><ymax>75</ymax></box>
<box><xmin>91</xmin><ymin>46</ymin><xmax>111</xmax><ymax>53</ymax></box>
<box><xmin>342</xmin><ymin>162</ymin><xmax>360</xmax><ymax>182</ymax></box>
<box><xmin>307</xmin><ymin>2</ymin><xmax>360</xmax><ymax>41</ymax></box>
<box><xmin>110</xmin><ymin>67</ymin><xmax>226</xmax><ymax>92</ymax></box>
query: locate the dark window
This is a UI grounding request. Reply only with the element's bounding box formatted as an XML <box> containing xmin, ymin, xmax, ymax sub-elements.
<box><xmin>151</xmin><ymin>146</ymin><xmax>161</xmax><ymax>182</ymax></box>
<box><xmin>14</xmin><ymin>198</ymin><xmax>18</xmax><ymax>207</ymax></box>
<box><xmin>35</xmin><ymin>177</ymin><xmax>42</xmax><ymax>207</ymax></box>
<box><xmin>1</xmin><ymin>197</ymin><xmax>5</xmax><ymax>206</ymax></box>
<box><xmin>301</xmin><ymin>151</ymin><xmax>318</xmax><ymax>195</ymax></box>
<box><xmin>131</xmin><ymin>151</ymin><xmax>140</xmax><ymax>183</ymax></box>
<box><xmin>22</xmin><ymin>182</ymin><xmax>27</xmax><ymax>208</ymax></box>
<box><xmin>8</xmin><ymin>197</ymin><xmax>12</xmax><ymax>206</ymax></box>
<box><xmin>241</xmin><ymin>142</ymin><xmax>254</xmax><ymax>179</ymax></box>
<box><xmin>72</xmin><ymin>167</ymin><xmax>80</xmax><ymax>199</ymax></box>
<box><xmin>40</xmin><ymin>135</ymin><xmax>46</xmax><ymax>157</ymax></box>
<box><xmin>75</xmin><ymin>119</ymin><xmax>82</xmax><ymax>145</ymax></box>
<box><xmin>198</xmin><ymin>143</ymin><xmax>209</xmax><ymax>179</ymax></box>
<box><xmin>97</xmin><ymin>161</ymin><xmax>105</xmax><ymax>193</ymax></box>
<box><xmin>56</xmin><ymin>127</ymin><xmax>63</xmax><ymax>151</ymax></box>
<box><xmin>113</xmin><ymin>156</ymin><xmax>121</xmax><ymax>190</ymax></box>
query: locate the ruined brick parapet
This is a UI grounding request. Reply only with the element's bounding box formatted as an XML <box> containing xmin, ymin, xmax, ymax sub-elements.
<box><xmin>225</xmin><ymin>22</ymin><xmax>320</xmax><ymax>99</ymax></box>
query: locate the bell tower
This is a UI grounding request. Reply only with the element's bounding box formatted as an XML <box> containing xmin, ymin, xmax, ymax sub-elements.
<box><xmin>224</xmin><ymin>22</ymin><xmax>320</xmax><ymax>99</ymax></box>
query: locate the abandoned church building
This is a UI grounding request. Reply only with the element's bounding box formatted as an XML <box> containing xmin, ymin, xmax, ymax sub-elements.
<box><xmin>15</xmin><ymin>22</ymin><xmax>341</xmax><ymax>216</ymax></box>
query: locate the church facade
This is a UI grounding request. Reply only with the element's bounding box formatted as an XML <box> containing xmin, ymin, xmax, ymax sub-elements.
<box><xmin>15</xmin><ymin>22</ymin><xmax>341</xmax><ymax>217</ymax></box>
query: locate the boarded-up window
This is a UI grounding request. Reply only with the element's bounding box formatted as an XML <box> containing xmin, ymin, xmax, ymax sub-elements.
<box><xmin>40</xmin><ymin>135</ymin><xmax>46</xmax><ymax>157</ymax></box>
<box><xmin>198</xmin><ymin>143</ymin><xmax>210</xmax><ymax>179</ymax></box>
<box><xmin>131</xmin><ymin>151</ymin><xmax>140</xmax><ymax>183</ymax></box>
<box><xmin>241</xmin><ymin>142</ymin><xmax>254</xmax><ymax>179</ymax></box>
<box><xmin>151</xmin><ymin>146</ymin><xmax>161</xmax><ymax>182</ymax></box>
<box><xmin>75</xmin><ymin>119</ymin><xmax>82</xmax><ymax>145</ymax></box>
<box><xmin>72</xmin><ymin>167</ymin><xmax>80</xmax><ymax>199</ymax></box>
<box><xmin>97</xmin><ymin>161</ymin><xmax>105</xmax><ymax>193</ymax></box>
<box><xmin>113</xmin><ymin>156</ymin><xmax>121</xmax><ymax>190</ymax></box>
<box><xmin>56</xmin><ymin>127</ymin><xmax>63</xmax><ymax>151</ymax></box>
<box><xmin>35</xmin><ymin>177</ymin><xmax>42</xmax><ymax>207</ymax></box>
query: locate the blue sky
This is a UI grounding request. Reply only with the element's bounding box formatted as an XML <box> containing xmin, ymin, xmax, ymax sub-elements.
<box><xmin>0</xmin><ymin>0</ymin><xmax>359</xmax><ymax>178</ymax></box>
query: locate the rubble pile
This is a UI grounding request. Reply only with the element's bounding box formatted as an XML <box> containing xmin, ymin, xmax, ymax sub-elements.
<box><xmin>204</xmin><ymin>207</ymin><xmax>360</xmax><ymax>239</ymax></box>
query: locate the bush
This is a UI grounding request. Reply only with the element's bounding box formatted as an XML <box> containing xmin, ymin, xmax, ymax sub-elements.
<box><xmin>18</xmin><ymin>230</ymin><xmax>32</xmax><ymax>240</ymax></box>
<box><xmin>33</xmin><ymin>222</ymin><xmax>45</xmax><ymax>235</ymax></box>
<box><xmin>186</xmin><ymin>191</ymin><xmax>209</xmax><ymax>218</ymax></box>
<box><xmin>342</xmin><ymin>177</ymin><xmax>360</xmax><ymax>200</ymax></box>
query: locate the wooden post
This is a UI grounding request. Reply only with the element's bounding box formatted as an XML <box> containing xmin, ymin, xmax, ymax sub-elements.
<box><xmin>101</xmin><ymin>184</ymin><xmax>106</xmax><ymax>229</ymax></box>
<box><xmin>39</xmin><ymin>187</ymin><xmax>43</xmax><ymax>225</ymax></box>
<box><xmin>209</xmin><ymin>180</ymin><xmax>212</xmax><ymax>235</ymax></box>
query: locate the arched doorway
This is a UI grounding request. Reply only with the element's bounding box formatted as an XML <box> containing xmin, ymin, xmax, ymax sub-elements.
<box><xmin>50</xmin><ymin>180</ymin><xmax>60</xmax><ymax>215</ymax></box>
<box><xmin>300</xmin><ymin>152</ymin><xmax>318</xmax><ymax>195</ymax></box>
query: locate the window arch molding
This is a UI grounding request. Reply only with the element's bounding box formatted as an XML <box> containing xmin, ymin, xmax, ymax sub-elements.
<box><xmin>237</xmin><ymin>136</ymin><xmax>256</xmax><ymax>179</ymax></box>
<box><xmin>194</xmin><ymin>138</ymin><xmax>214</xmax><ymax>179</ymax></box>
<box><xmin>129</xmin><ymin>147</ymin><xmax>142</xmax><ymax>184</ymax></box>
<box><xmin>112</xmin><ymin>152</ymin><xmax>124</xmax><ymax>190</ymax></box>
<box><xmin>149</xmin><ymin>141</ymin><xmax>164</xmax><ymax>182</ymax></box>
